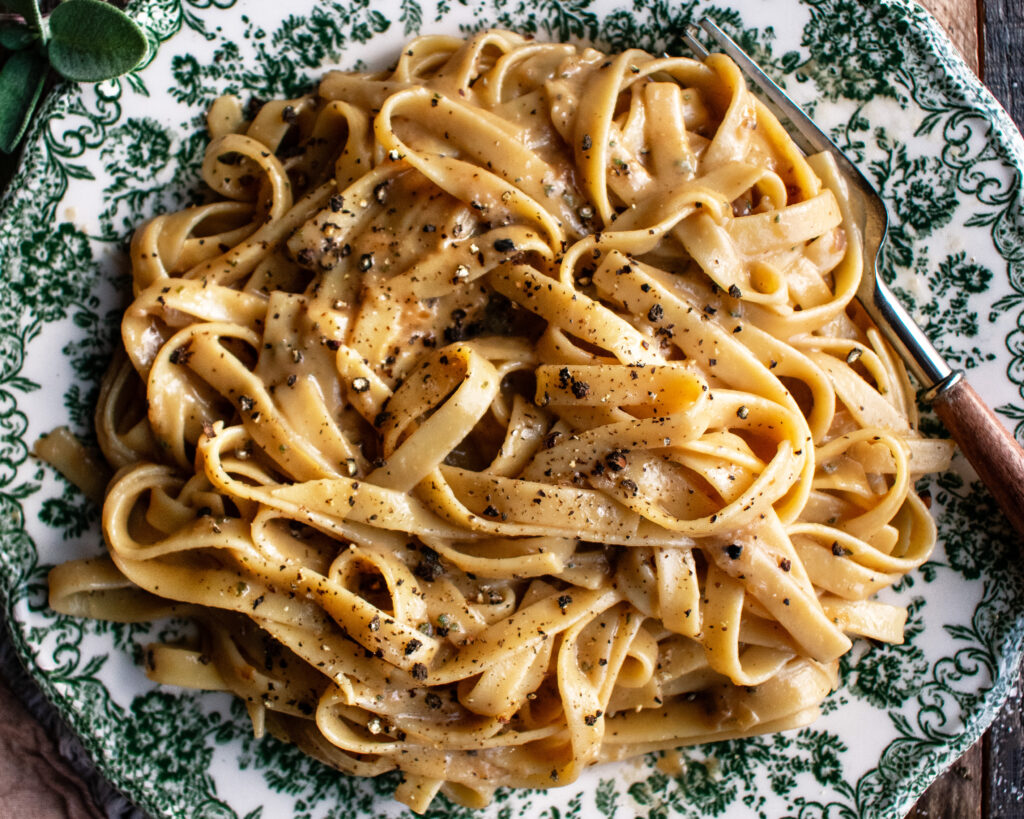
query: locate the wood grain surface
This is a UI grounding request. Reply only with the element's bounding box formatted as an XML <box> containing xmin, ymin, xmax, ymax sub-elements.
<box><xmin>0</xmin><ymin>2</ymin><xmax>1020</xmax><ymax>818</ymax></box>
<box><xmin>984</xmin><ymin>0</ymin><xmax>1023</xmax><ymax>128</ymax></box>
<box><xmin>919</xmin><ymin>0</ymin><xmax>981</xmax><ymax>72</ymax></box>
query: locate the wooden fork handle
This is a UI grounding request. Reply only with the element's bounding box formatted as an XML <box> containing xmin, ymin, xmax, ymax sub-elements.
<box><xmin>932</xmin><ymin>376</ymin><xmax>1024</xmax><ymax>535</ymax></box>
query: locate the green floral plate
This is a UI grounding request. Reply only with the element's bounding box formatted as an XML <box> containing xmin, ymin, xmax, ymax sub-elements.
<box><xmin>1</xmin><ymin>1</ymin><xmax>1022</xmax><ymax>817</ymax></box>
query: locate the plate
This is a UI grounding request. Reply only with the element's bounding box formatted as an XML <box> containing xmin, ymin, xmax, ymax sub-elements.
<box><xmin>1</xmin><ymin>1</ymin><xmax>1023</xmax><ymax>817</ymax></box>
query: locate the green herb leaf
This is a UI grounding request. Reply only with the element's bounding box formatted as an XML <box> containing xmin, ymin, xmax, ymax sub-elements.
<box><xmin>0</xmin><ymin>50</ymin><xmax>47</xmax><ymax>152</ymax></box>
<box><xmin>47</xmin><ymin>0</ymin><xmax>147</xmax><ymax>83</ymax></box>
<box><xmin>0</xmin><ymin>20</ymin><xmax>37</xmax><ymax>50</ymax></box>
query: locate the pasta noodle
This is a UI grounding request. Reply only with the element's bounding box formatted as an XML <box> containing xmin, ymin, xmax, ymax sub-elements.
<box><xmin>46</xmin><ymin>30</ymin><xmax>954</xmax><ymax>812</ymax></box>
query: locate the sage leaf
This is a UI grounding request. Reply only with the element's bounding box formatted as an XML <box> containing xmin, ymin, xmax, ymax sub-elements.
<box><xmin>0</xmin><ymin>20</ymin><xmax>36</xmax><ymax>50</ymax></box>
<box><xmin>0</xmin><ymin>50</ymin><xmax>47</xmax><ymax>152</ymax></box>
<box><xmin>47</xmin><ymin>0</ymin><xmax>147</xmax><ymax>82</ymax></box>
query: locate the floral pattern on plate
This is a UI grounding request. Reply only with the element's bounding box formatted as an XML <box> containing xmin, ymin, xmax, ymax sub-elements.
<box><xmin>1</xmin><ymin>1</ymin><xmax>1023</xmax><ymax>817</ymax></box>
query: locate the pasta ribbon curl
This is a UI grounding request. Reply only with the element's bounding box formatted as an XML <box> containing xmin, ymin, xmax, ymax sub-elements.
<box><xmin>47</xmin><ymin>29</ymin><xmax>953</xmax><ymax>814</ymax></box>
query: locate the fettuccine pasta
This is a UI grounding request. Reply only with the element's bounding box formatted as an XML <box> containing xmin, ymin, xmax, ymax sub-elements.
<box><xmin>46</xmin><ymin>30</ymin><xmax>953</xmax><ymax>812</ymax></box>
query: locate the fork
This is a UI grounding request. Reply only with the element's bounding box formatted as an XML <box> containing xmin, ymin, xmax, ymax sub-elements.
<box><xmin>683</xmin><ymin>18</ymin><xmax>1024</xmax><ymax>534</ymax></box>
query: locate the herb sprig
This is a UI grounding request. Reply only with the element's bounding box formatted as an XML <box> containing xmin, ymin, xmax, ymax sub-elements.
<box><xmin>0</xmin><ymin>0</ymin><xmax>147</xmax><ymax>152</ymax></box>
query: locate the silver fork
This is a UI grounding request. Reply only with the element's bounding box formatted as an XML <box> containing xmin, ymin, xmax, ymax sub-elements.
<box><xmin>683</xmin><ymin>18</ymin><xmax>1024</xmax><ymax>534</ymax></box>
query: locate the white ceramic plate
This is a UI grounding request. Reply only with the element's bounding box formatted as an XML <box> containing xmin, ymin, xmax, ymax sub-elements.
<box><xmin>2</xmin><ymin>1</ymin><xmax>1023</xmax><ymax>816</ymax></box>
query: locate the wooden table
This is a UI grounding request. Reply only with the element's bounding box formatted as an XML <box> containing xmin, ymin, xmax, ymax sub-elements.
<box><xmin>0</xmin><ymin>1</ymin><xmax>1021</xmax><ymax>816</ymax></box>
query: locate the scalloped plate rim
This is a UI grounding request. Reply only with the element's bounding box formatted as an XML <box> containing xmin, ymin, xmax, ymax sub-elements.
<box><xmin>0</xmin><ymin>0</ymin><xmax>1021</xmax><ymax>816</ymax></box>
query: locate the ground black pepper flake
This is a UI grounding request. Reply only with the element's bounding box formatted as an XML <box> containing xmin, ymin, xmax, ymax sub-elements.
<box><xmin>832</xmin><ymin>542</ymin><xmax>849</xmax><ymax>557</ymax></box>
<box><xmin>728</xmin><ymin>283</ymin><xmax>742</xmax><ymax>298</ymax></box>
<box><xmin>411</xmin><ymin>663</ymin><xmax>428</xmax><ymax>681</ymax></box>
<box><xmin>605</xmin><ymin>450</ymin><xmax>628</xmax><ymax>471</ymax></box>
<box><xmin>581</xmin><ymin>134</ymin><xmax>592</xmax><ymax>150</ymax></box>
<box><xmin>369</xmin><ymin>614</ymin><xmax>381</xmax><ymax>631</ymax></box>
<box><xmin>493</xmin><ymin>238</ymin><xmax>516</xmax><ymax>252</ymax></box>
<box><xmin>725</xmin><ymin>543</ymin><xmax>743</xmax><ymax>559</ymax></box>
<box><xmin>620</xmin><ymin>478</ymin><xmax>638</xmax><ymax>496</ymax></box>
<box><xmin>736</xmin><ymin>405</ymin><xmax>749</xmax><ymax>419</ymax></box>
<box><xmin>169</xmin><ymin>342</ymin><xmax>193</xmax><ymax>365</ymax></box>
<box><xmin>779</xmin><ymin>558</ymin><xmax>792</xmax><ymax>572</ymax></box>
<box><xmin>359</xmin><ymin>253</ymin><xmax>374</xmax><ymax>271</ymax></box>
<box><xmin>425</xmin><ymin>692</ymin><xmax>442</xmax><ymax>709</ymax></box>
<box><xmin>571</xmin><ymin>379</ymin><xmax>590</xmax><ymax>399</ymax></box>
<box><xmin>482</xmin><ymin>505</ymin><xmax>499</xmax><ymax>517</ymax></box>
<box><xmin>239</xmin><ymin>396</ymin><xmax>255</xmax><ymax>412</ymax></box>
<box><xmin>281</xmin><ymin>105</ymin><xmax>297</xmax><ymax>123</ymax></box>
<box><xmin>329</xmin><ymin>194</ymin><xmax>344</xmax><ymax>211</ymax></box>
<box><xmin>557</xmin><ymin>594</ymin><xmax>572</xmax><ymax>612</ymax></box>
<box><xmin>414</xmin><ymin>547</ymin><xmax>443</xmax><ymax>582</ymax></box>
<box><xmin>405</xmin><ymin>639</ymin><xmax>422</xmax><ymax>655</ymax></box>
<box><xmin>647</xmin><ymin>303</ymin><xmax>664</xmax><ymax>322</ymax></box>
<box><xmin>374</xmin><ymin>411</ymin><xmax>392</xmax><ymax>427</ymax></box>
